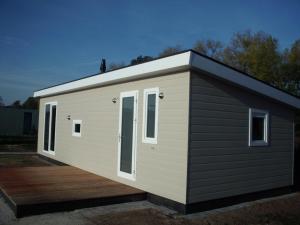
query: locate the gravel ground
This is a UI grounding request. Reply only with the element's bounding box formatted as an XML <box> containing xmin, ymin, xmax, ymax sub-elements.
<box><xmin>187</xmin><ymin>193</ymin><xmax>300</xmax><ymax>225</ymax></box>
<box><xmin>0</xmin><ymin>193</ymin><xmax>299</xmax><ymax>225</ymax></box>
<box><xmin>0</xmin><ymin>197</ymin><xmax>174</xmax><ymax>225</ymax></box>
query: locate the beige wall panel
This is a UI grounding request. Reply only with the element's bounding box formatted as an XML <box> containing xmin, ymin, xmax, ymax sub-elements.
<box><xmin>38</xmin><ymin>71</ymin><xmax>190</xmax><ymax>203</ymax></box>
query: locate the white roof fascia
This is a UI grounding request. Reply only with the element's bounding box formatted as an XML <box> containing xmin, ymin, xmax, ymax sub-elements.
<box><xmin>34</xmin><ymin>50</ymin><xmax>300</xmax><ymax>109</ymax></box>
<box><xmin>190</xmin><ymin>52</ymin><xmax>300</xmax><ymax>109</ymax></box>
<box><xmin>33</xmin><ymin>51</ymin><xmax>191</xmax><ymax>97</ymax></box>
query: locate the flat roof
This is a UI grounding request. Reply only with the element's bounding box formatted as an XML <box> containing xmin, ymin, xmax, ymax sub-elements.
<box><xmin>34</xmin><ymin>50</ymin><xmax>300</xmax><ymax>109</ymax></box>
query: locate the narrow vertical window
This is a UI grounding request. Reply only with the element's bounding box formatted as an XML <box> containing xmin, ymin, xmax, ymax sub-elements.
<box><xmin>50</xmin><ymin>105</ymin><xmax>56</xmax><ymax>150</ymax></box>
<box><xmin>143</xmin><ymin>88</ymin><xmax>159</xmax><ymax>144</ymax></box>
<box><xmin>43</xmin><ymin>104</ymin><xmax>50</xmax><ymax>151</ymax></box>
<box><xmin>43</xmin><ymin>102</ymin><xmax>57</xmax><ymax>153</ymax></box>
<box><xmin>249</xmin><ymin>108</ymin><xmax>269</xmax><ymax>146</ymax></box>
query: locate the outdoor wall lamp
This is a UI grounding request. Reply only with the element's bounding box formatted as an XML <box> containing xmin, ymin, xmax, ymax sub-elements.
<box><xmin>67</xmin><ymin>115</ymin><xmax>71</xmax><ymax>120</ymax></box>
<box><xmin>112</xmin><ymin>97</ymin><xmax>118</xmax><ymax>103</ymax></box>
<box><xmin>159</xmin><ymin>92</ymin><xmax>164</xmax><ymax>99</ymax></box>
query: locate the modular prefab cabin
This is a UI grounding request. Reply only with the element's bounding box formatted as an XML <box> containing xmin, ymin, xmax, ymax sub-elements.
<box><xmin>0</xmin><ymin>107</ymin><xmax>38</xmax><ymax>136</ymax></box>
<box><xmin>34</xmin><ymin>50</ymin><xmax>300</xmax><ymax>213</ymax></box>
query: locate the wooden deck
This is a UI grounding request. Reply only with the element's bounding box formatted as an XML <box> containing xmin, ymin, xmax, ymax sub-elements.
<box><xmin>0</xmin><ymin>166</ymin><xmax>146</xmax><ymax>217</ymax></box>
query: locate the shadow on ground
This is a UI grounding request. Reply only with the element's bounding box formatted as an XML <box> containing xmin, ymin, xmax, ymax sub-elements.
<box><xmin>88</xmin><ymin>193</ymin><xmax>300</xmax><ymax>225</ymax></box>
<box><xmin>0</xmin><ymin>144</ymin><xmax>36</xmax><ymax>153</ymax></box>
<box><xmin>0</xmin><ymin>154</ymin><xmax>53</xmax><ymax>167</ymax></box>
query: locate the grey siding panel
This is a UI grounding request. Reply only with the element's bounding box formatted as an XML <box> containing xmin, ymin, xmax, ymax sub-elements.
<box><xmin>189</xmin><ymin>178</ymin><xmax>291</xmax><ymax>201</ymax></box>
<box><xmin>188</xmin><ymin>71</ymin><xmax>294</xmax><ymax>203</ymax></box>
<box><xmin>190</xmin><ymin>164</ymin><xmax>291</xmax><ymax>180</ymax></box>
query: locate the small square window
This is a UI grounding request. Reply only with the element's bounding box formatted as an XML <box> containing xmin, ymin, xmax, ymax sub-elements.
<box><xmin>75</xmin><ymin>123</ymin><xmax>81</xmax><ymax>133</ymax></box>
<box><xmin>72</xmin><ymin>120</ymin><xmax>82</xmax><ymax>137</ymax></box>
<box><xmin>249</xmin><ymin>109</ymin><xmax>269</xmax><ymax>146</ymax></box>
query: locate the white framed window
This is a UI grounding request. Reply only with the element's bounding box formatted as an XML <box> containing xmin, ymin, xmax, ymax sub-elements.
<box><xmin>72</xmin><ymin>120</ymin><xmax>82</xmax><ymax>137</ymax></box>
<box><xmin>143</xmin><ymin>88</ymin><xmax>159</xmax><ymax>144</ymax></box>
<box><xmin>43</xmin><ymin>102</ymin><xmax>57</xmax><ymax>155</ymax></box>
<box><xmin>248</xmin><ymin>108</ymin><xmax>269</xmax><ymax>146</ymax></box>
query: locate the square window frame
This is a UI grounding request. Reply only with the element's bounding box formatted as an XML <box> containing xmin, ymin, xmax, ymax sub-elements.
<box><xmin>72</xmin><ymin>119</ymin><xmax>82</xmax><ymax>137</ymax></box>
<box><xmin>248</xmin><ymin>108</ymin><xmax>269</xmax><ymax>147</ymax></box>
<box><xmin>142</xmin><ymin>88</ymin><xmax>159</xmax><ymax>144</ymax></box>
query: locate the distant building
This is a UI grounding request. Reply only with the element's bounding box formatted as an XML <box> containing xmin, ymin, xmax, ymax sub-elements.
<box><xmin>0</xmin><ymin>107</ymin><xmax>38</xmax><ymax>136</ymax></box>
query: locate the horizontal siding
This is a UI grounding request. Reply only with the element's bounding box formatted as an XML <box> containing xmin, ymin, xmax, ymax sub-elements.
<box><xmin>187</xmin><ymin>71</ymin><xmax>294</xmax><ymax>203</ymax></box>
<box><xmin>37</xmin><ymin>71</ymin><xmax>190</xmax><ymax>204</ymax></box>
<box><xmin>190</xmin><ymin>164</ymin><xmax>292</xmax><ymax>180</ymax></box>
<box><xmin>190</xmin><ymin>151</ymin><xmax>292</xmax><ymax>163</ymax></box>
<box><xmin>190</xmin><ymin>178</ymin><xmax>291</xmax><ymax>201</ymax></box>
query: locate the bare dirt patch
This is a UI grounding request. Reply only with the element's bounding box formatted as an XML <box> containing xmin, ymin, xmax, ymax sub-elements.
<box><xmin>190</xmin><ymin>193</ymin><xmax>300</xmax><ymax>225</ymax></box>
<box><xmin>90</xmin><ymin>208</ymin><xmax>188</xmax><ymax>225</ymax></box>
<box><xmin>90</xmin><ymin>193</ymin><xmax>300</xmax><ymax>225</ymax></box>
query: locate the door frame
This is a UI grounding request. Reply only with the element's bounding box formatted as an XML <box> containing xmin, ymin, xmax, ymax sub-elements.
<box><xmin>43</xmin><ymin>101</ymin><xmax>57</xmax><ymax>155</ymax></box>
<box><xmin>117</xmin><ymin>90</ymin><xmax>138</xmax><ymax>181</ymax></box>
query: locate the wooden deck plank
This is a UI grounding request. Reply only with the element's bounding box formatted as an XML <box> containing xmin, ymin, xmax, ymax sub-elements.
<box><xmin>14</xmin><ymin>185</ymin><xmax>145</xmax><ymax>204</ymax></box>
<box><xmin>0</xmin><ymin>175</ymin><xmax>104</xmax><ymax>186</ymax></box>
<box><xmin>0</xmin><ymin>166</ymin><xmax>146</xmax><ymax>217</ymax></box>
<box><xmin>2</xmin><ymin>180</ymin><xmax>118</xmax><ymax>195</ymax></box>
<box><xmin>0</xmin><ymin>166</ymin><xmax>91</xmax><ymax>180</ymax></box>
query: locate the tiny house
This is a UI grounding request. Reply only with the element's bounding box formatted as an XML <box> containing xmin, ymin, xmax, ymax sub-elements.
<box><xmin>34</xmin><ymin>50</ymin><xmax>300</xmax><ymax>213</ymax></box>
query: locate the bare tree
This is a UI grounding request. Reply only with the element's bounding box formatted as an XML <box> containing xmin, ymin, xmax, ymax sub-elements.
<box><xmin>11</xmin><ymin>100</ymin><xmax>21</xmax><ymax>108</ymax></box>
<box><xmin>108</xmin><ymin>62</ymin><xmax>126</xmax><ymax>70</ymax></box>
<box><xmin>158</xmin><ymin>45</ymin><xmax>182</xmax><ymax>57</ymax></box>
<box><xmin>193</xmin><ymin>40</ymin><xmax>224</xmax><ymax>61</ymax></box>
<box><xmin>130</xmin><ymin>55</ymin><xmax>153</xmax><ymax>65</ymax></box>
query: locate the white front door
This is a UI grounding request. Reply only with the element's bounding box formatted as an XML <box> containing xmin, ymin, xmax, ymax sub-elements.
<box><xmin>117</xmin><ymin>91</ymin><xmax>138</xmax><ymax>180</ymax></box>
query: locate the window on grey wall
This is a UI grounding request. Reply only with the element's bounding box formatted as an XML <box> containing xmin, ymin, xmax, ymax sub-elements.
<box><xmin>249</xmin><ymin>108</ymin><xmax>269</xmax><ymax>146</ymax></box>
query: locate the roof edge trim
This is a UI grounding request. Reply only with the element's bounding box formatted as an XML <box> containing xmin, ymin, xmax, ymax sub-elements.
<box><xmin>33</xmin><ymin>51</ymin><xmax>191</xmax><ymax>98</ymax></box>
<box><xmin>190</xmin><ymin>52</ymin><xmax>300</xmax><ymax>109</ymax></box>
<box><xmin>34</xmin><ymin>50</ymin><xmax>300</xmax><ymax>109</ymax></box>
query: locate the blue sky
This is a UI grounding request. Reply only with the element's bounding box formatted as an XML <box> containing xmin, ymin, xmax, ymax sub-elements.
<box><xmin>0</xmin><ymin>0</ymin><xmax>300</xmax><ymax>104</ymax></box>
